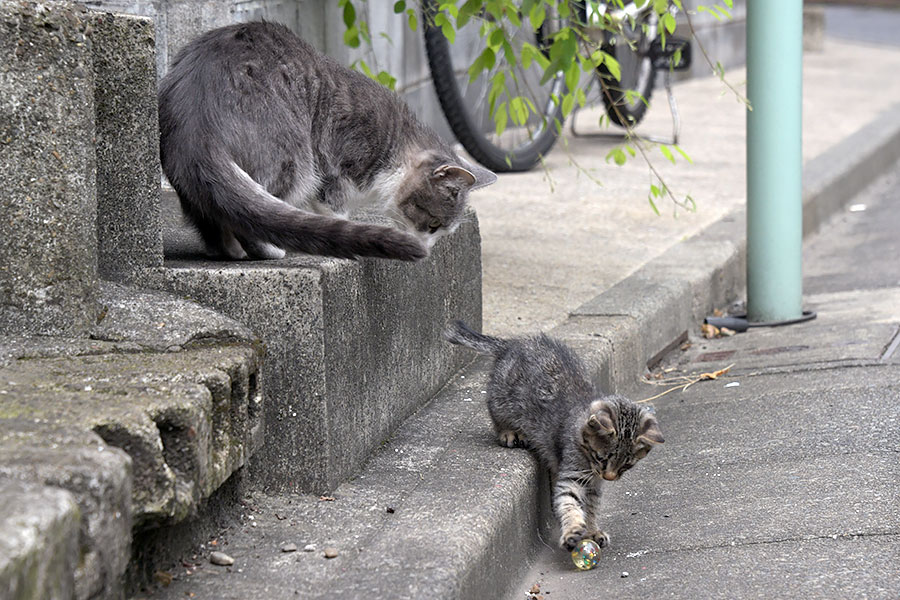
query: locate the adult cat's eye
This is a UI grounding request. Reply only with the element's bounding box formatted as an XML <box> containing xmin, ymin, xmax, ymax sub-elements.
<box><xmin>428</xmin><ymin>219</ymin><xmax>441</xmax><ymax>233</ymax></box>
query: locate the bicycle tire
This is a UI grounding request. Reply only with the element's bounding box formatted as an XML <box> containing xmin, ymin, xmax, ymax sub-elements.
<box><xmin>422</xmin><ymin>0</ymin><xmax>566</xmax><ymax>172</ymax></box>
<box><xmin>597</xmin><ymin>8</ymin><xmax>657</xmax><ymax>128</ymax></box>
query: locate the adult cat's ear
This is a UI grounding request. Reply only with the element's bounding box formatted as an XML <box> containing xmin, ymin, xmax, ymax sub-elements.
<box><xmin>466</xmin><ymin>161</ymin><xmax>498</xmax><ymax>190</ymax></box>
<box><xmin>433</xmin><ymin>164</ymin><xmax>476</xmax><ymax>186</ymax></box>
<box><xmin>637</xmin><ymin>413</ymin><xmax>665</xmax><ymax>445</ymax></box>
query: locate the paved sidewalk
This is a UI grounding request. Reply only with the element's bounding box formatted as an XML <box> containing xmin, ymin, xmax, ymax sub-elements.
<box><xmin>511</xmin><ymin>155</ymin><xmax>900</xmax><ymax>599</ymax></box>
<box><xmin>473</xmin><ymin>37</ymin><xmax>900</xmax><ymax>337</ymax></box>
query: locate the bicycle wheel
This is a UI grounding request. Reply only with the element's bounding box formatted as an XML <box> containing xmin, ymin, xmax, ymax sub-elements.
<box><xmin>597</xmin><ymin>7</ymin><xmax>657</xmax><ymax>128</ymax></box>
<box><xmin>423</xmin><ymin>1</ymin><xmax>567</xmax><ymax>172</ymax></box>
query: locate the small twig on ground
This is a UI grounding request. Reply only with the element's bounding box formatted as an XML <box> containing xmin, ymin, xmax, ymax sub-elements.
<box><xmin>638</xmin><ymin>363</ymin><xmax>735</xmax><ymax>403</ymax></box>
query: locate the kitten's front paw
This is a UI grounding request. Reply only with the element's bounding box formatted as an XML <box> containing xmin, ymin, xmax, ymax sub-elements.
<box><xmin>497</xmin><ymin>430</ymin><xmax>526</xmax><ymax>448</ymax></box>
<box><xmin>560</xmin><ymin>527</ymin><xmax>587</xmax><ymax>551</ymax></box>
<box><xmin>586</xmin><ymin>530</ymin><xmax>611</xmax><ymax>548</ymax></box>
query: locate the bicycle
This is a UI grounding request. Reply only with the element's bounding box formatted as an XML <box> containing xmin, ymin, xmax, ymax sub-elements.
<box><xmin>422</xmin><ymin>1</ymin><xmax>691</xmax><ymax>172</ymax></box>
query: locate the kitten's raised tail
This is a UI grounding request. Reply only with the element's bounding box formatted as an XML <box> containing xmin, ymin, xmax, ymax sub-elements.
<box><xmin>444</xmin><ymin>320</ymin><xmax>508</xmax><ymax>356</ymax></box>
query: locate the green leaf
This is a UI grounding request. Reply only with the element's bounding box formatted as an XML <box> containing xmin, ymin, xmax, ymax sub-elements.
<box><xmin>458</xmin><ymin>0</ymin><xmax>482</xmax><ymax>27</ymax></box>
<box><xmin>343</xmin><ymin>1</ymin><xmax>356</xmax><ymax>28</ymax></box>
<box><xmin>376</xmin><ymin>71</ymin><xmax>397</xmax><ymax>90</ymax></box>
<box><xmin>660</xmin><ymin>144</ymin><xmax>676</xmax><ymax>164</ymax></box>
<box><xmin>565</xmin><ymin>61</ymin><xmax>580</xmax><ymax>94</ymax></box>
<box><xmin>407</xmin><ymin>8</ymin><xmax>418</xmax><ymax>31</ymax></box>
<box><xmin>393</xmin><ymin>1</ymin><xmax>405</xmax><ymax>14</ymax></box>
<box><xmin>605</xmin><ymin>55</ymin><xmax>621</xmax><ymax>81</ymax></box>
<box><xmin>495</xmin><ymin>101</ymin><xmax>509</xmax><ymax>137</ymax></box>
<box><xmin>488</xmin><ymin>28</ymin><xmax>505</xmax><ymax>50</ymax></box>
<box><xmin>435</xmin><ymin>13</ymin><xmax>456</xmax><ymax>43</ymax></box>
<box><xmin>468</xmin><ymin>47</ymin><xmax>496</xmax><ymax>83</ymax></box>
<box><xmin>576</xmin><ymin>88</ymin><xmax>586</xmax><ymax>107</ymax></box>
<box><xmin>648</xmin><ymin>194</ymin><xmax>661</xmax><ymax>215</ymax></box>
<box><xmin>562</xmin><ymin>93</ymin><xmax>574</xmax><ymax>117</ymax></box>
<box><xmin>510</xmin><ymin>96</ymin><xmax>528</xmax><ymax>125</ymax></box>
<box><xmin>439</xmin><ymin>2</ymin><xmax>459</xmax><ymax>18</ymax></box>
<box><xmin>606</xmin><ymin>147</ymin><xmax>627</xmax><ymax>166</ymax></box>
<box><xmin>674</xmin><ymin>144</ymin><xmax>694</xmax><ymax>164</ymax></box>
<box><xmin>529</xmin><ymin>3</ymin><xmax>546</xmax><ymax>31</ymax></box>
<box><xmin>343</xmin><ymin>25</ymin><xmax>360</xmax><ymax>48</ymax></box>
<box><xmin>662</xmin><ymin>12</ymin><xmax>676</xmax><ymax>34</ymax></box>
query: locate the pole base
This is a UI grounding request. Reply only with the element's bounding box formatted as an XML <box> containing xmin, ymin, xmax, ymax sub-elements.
<box><xmin>704</xmin><ymin>310</ymin><xmax>817</xmax><ymax>333</ymax></box>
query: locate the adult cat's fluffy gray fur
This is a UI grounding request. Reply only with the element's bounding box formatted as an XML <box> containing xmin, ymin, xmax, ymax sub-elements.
<box><xmin>445</xmin><ymin>321</ymin><xmax>664</xmax><ymax>551</ymax></box>
<box><xmin>159</xmin><ymin>21</ymin><xmax>496</xmax><ymax>261</ymax></box>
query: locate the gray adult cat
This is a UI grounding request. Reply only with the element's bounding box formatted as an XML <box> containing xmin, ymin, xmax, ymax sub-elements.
<box><xmin>159</xmin><ymin>21</ymin><xmax>496</xmax><ymax>261</ymax></box>
<box><xmin>445</xmin><ymin>321</ymin><xmax>664</xmax><ymax>551</ymax></box>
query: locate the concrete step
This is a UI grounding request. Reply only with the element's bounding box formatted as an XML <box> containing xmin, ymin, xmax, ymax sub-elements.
<box><xmin>147</xmin><ymin>191</ymin><xmax>483</xmax><ymax>495</ymax></box>
<box><xmin>0</xmin><ymin>480</ymin><xmax>81</xmax><ymax>600</ymax></box>
<box><xmin>0</xmin><ymin>283</ymin><xmax>264</xmax><ymax>598</ymax></box>
<box><xmin>135</xmin><ymin>357</ymin><xmax>551</xmax><ymax>600</ymax></box>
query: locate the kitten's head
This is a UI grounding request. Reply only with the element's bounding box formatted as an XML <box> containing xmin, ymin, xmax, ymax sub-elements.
<box><xmin>392</xmin><ymin>151</ymin><xmax>497</xmax><ymax>249</ymax></box>
<box><xmin>580</xmin><ymin>396</ymin><xmax>664</xmax><ymax>481</ymax></box>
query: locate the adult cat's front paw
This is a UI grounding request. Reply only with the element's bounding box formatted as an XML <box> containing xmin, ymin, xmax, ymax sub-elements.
<box><xmin>559</xmin><ymin>526</ymin><xmax>587</xmax><ymax>551</ymax></box>
<box><xmin>586</xmin><ymin>530</ymin><xmax>611</xmax><ymax>548</ymax></box>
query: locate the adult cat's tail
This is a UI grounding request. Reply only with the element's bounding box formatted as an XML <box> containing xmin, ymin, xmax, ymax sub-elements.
<box><xmin>173</xmin><ymin>156</ymin><xmax>428</xmax><ymax>261</ymax></box>
<box><xmin>444</xmin><ymin>320</ymin><xmax>508</xmax><ymax>356</ymax></box>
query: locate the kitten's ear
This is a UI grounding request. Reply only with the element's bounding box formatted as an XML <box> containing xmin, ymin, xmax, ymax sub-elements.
<box><xmin>637</xmin><ymin>413</ymin><xmax>665</xmax><ymax>445</ymax></box>
<box><xmin>587</xmin><ymin>403</ymin><xmax>616</xmax><ymax>436</ymax></box>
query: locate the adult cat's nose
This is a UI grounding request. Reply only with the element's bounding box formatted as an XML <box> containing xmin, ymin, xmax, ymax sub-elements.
<box><xmin>602</xmin><ymin>471</ymin><xmax>618</xmax><ymax>481</ymax></box>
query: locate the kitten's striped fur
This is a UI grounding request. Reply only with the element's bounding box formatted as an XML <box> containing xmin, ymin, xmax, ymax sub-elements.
<box><xmin>445</xmin><ymin>321</ymin><xmax>664</xmax><ymax>550</ymax></box>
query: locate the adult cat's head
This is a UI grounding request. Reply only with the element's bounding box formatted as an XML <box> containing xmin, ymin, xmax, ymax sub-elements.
<box><xmin>580</xmin><ymin>396</ymin><xmax>664</xmax><ymax>481</ymax></box>
<box><xmin>387</xmin><ymin>150</ymin><xmax>497</xmax><ymax>250</ymax></box>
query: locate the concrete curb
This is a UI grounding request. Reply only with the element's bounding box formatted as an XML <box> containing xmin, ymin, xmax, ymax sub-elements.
<box><xmin>553</xmin><ymin>100</ymin><xmax>900</xmax><ymax>396</ymax></box>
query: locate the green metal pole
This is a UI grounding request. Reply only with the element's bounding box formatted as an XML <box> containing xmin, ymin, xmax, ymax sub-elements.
<box><xmin>746</xmin><ymin>0</ymin><xmax>804</xmax><ymax>323</ymax></box>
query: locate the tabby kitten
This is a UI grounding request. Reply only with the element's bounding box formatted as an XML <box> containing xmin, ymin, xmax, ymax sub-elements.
<box><xmin>159</xmin><ymin>21</ymin><xmax>496</xmax><ymax>262</ymax></box>
<box><xmin>445</xmin><ymin>321</ymin><xmax>664</xmax><ymax>551</ymax></box>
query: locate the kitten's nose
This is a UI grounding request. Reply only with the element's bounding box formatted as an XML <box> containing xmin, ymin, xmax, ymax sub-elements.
<box><xmin>602</xmin><ymin>471</ymin><xmax>618</xmax><ymax>481</ymax></box>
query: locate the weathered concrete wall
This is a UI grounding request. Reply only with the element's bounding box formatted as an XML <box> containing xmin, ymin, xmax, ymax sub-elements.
<box><xmin>90</xmin><ymin>11</ymin><xmax>164</xmax><ymax>281</ymax></box>
<box><xmin>150</xmin><ymin>196</ymin><xmax>483</xmax><ymax>493</ymax></box>
<box><xmin>0</xmin><ymin>1</ymin><xmax>100</xmax><ymax>336</ymax></box>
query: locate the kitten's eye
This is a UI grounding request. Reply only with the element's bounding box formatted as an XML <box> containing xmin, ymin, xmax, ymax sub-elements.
<box><xmin>428</xmin><ymin>219</ymin><xmax>442</xmax><ymax>234</ymax></box>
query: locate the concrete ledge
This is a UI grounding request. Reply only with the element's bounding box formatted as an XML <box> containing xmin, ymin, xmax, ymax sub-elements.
<box><xmin>0</xmin><ymin>424</ymin><xmax>131</xmax><ymax>600</ymax></box>
<box><xmin>136</xmin><ymin>359</ymin><xmax>551</xmax><ymax>600</ymax></box>
<box><xmin>149</xmin><ymin>195</ymin><xmax>483</xmax><ymax>493</ymax></box>
<box><xmin>0</xmin><ymin>479</ymin><xmax>80</xmax><ymax>600</ymax></box>
<box><xmin>0</xmin><ymin>284</ymin><xmax>263</xmax><ymax>597</ymax></box>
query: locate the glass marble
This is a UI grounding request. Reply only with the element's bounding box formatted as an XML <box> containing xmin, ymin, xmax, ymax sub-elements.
<box><xmin>570</xmin><ymin>539</ymin><xmax>601</xmax><ymax>571</ymax></box>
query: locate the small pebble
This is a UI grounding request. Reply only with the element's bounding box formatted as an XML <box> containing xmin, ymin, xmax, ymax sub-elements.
<box><xmin>281</xmin><ymin>543</ymin><xmax>298</xmax><ymax>553</ymax></box>
<box><xmin>302</xmin><ymin>544</ymin><xmax>316</xmax><ymax>552</ymax></box>
<box><xmin>209</xmin><ymin>551</ymin><xmax>234</xmax><ymax>566</ymax></box>
<box><xmin>529</xmin><ymin>584</ymin><xmax>541</xmax><ymax>594</ymax></box>
<box><xmin>386</xmin><ymin>506</ymin><xmax>395</xmax><ymax>514</ymax></box>
<box><xmin>323</xmin><ymin>547</ymin><xmax>339</xmax><ymax>559</ymax></box>
<box><xmin>621</xmin><ymin>571</ymin><xmax>629</xmax><ymax>578</ymax></box>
